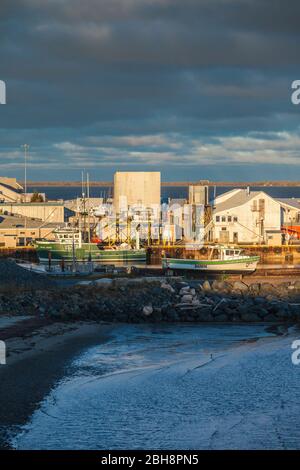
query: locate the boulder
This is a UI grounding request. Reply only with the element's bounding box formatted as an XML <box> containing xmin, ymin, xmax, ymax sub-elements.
<box><xmin>93</xmin><ymin>278</ymin><xmax>113</xmax><ymax>287</ymax></box>
<box><xmin>211</xmin><ymin>280</ymin><xmax>220</xmax><ymax>290</ymax></box>
<box><xmin>257</xmin><ymin>308</ymin><xmax>269</xmax><ymax>319</ymax></box>
<box><xmin>202</xmin><ymin>280</ymin><xmax>211</xmax><ymax>291</ymax></box>
<box><xmin>294</xmin><ymin>280</ymin><xmax>300</xmax><ymax>290</ymax></box>
<box><xmin>211</xmin><ymin>280</ymin><xmax>231</xmax><ymax>292</ymax></box>
<box><xmin>232</xmin><ymin>281</ymin><xmax>248</xmax><ymax>293</ymax></box>
<box><xmin>264</xmin><ymin>313</ymin><xmax>278</xmax><ymax>322</ymax></box>
<box><xmin>197</xmin><ymin>308</ymin><xmax>214</xmax><ymax>322</ymax></box>
<box><xmin>289</xmin><ymin>304</ymin><xmax>300</xmax><ymax>315</ymax></box>
<box><xmin>76</xmin><ymin>280</ymin><xmax>92</xmax><ymax>286</ymax></box>
<box><xmin>160</xmin><ymin>282</ymin><xmax>175</xmax><ymax>293</ymax></box>
<box><xmin>142</xmin><ymin>305</ymin><xmax>153</xmax><ymax>316</ymax></box>
<box><xmin>249</xmin><ymin>283</ymin><xmax>260</xmax><ymax>295</ymax></box>
<box><xmin>179</xmin><ymin>286</ymin><xmax>191</xmax><ymax>295</ymax></box>
<box><xmin>241</xmin><ymin>312</ymin><xmax>260</xmax><ymax>322</ymax></box>
<box><xmin>113</xmin><ymin>278</ymin><xmax>129</xmax><ymax>287</ymax></box>
<box><xmin>181</xmin><ymin>294</ymin><xmax>194</xmax><ymax>303</ymax></box>
<box><xmin>254</xmin><ymin>296</ymin><xmax>267</xmax><ymax>306</ymax></box>
<box><xmin>260</xmin><ymin>283</ymin><xmax>276</xmax><ymax>294</ymax></box>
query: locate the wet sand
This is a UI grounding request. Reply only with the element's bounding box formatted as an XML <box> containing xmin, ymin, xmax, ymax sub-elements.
<box><xmin>0</xmin><ymin>321</ymin><xmax>113</xmax><ymax>449</ymax></box>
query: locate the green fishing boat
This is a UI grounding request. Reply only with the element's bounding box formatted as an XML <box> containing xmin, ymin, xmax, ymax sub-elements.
<box><xmin>34</xmin><ymin>227</ymin><xmax>146</xmax><ymax>263</ymax></box>
<box><xmin>162</xmin><ymin>246</ymin><xmax>260</xmax><ymax>274</ymax></box>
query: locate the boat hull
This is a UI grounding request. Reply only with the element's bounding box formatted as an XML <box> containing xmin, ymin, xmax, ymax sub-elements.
<box><xmin>162</xmin><ymin>257</ymin><xmax>260</xmax><ymax>273</ymax></box>
<box><xmin>35</xmin><ymin>242</ymin><xmax>146</xmax><ymax>263</ymax></box>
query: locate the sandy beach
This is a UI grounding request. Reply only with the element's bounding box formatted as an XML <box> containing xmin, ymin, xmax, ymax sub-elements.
<box><xmin>0</xmin><ymin>320</ymin><xmax>113</xmax><ymax>449</ymax></box>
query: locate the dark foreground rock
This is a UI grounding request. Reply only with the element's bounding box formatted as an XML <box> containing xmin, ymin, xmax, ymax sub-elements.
<box><xmin>0</xmin><ymin>275</ymin><xmax>300</xmax><ymax>324</ymax></box>
<box><xmin>0</xmin><ymin>259</ymin><xmax>55</xmax><ymax>291</ymax></box>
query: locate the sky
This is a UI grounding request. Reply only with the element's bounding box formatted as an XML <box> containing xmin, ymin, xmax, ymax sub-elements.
<box><xmin>0</xmin><ymin>0</ymin><xmax>300</xmax><ymax>182</ymax></box>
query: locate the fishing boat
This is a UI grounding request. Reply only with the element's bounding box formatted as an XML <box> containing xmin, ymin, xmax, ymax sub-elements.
<box><xmin>34</xmin><ymin>226</ymin><xmax>146</xmax><ymax>263</ymax></box>
<box><xmin>16</xmin><ymin>260</ymin><xmax>94</xmax><ymax>277</ymax></box>
<box><xmin>162</xmin><ymin>245</ymin><xmax>260</xmax><ymax>274</ymax></box>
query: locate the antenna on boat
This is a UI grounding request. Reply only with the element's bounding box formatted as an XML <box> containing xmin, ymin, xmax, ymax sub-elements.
<box><xmin>81</xmin><ymin>170</ymin><xmax>84</xmax><ymax>199</ymax></box>
<box><xmin>87</xmin><ymin>172</ymin><xmax>91</xmax><ymax>245</ymax></box>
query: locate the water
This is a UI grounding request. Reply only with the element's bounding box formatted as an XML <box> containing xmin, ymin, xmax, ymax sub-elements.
<box><xmin>11</xmin><ymin>324</ymin><xmax>300</xmax><ymax>449</ymax></box>
<box><xmin>30</xmin><ymin>185</ymin><xmax>300</xmax><ymax>202</ymax></box>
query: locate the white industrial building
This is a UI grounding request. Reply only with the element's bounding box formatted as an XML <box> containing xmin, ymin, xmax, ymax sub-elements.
<box><xmin>113</xmin><ymin>171</ymin><xmax>161</xmax><ymax>212</ymax></box>
<box><xmin>211</xmin><ymin>188</ymin><xmax>300</xmax><ymax>245</ymax></box>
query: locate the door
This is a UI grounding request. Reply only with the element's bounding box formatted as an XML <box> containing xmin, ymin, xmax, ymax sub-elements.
<box><xmin>219</xmin><ymin>230</ymin><xmax>229</xmax><ymax>243</ymax></box>
<box><xmin>233</xmin><ymin>232</ymin><xmax>238</xmax><ymax>243</ymax></box>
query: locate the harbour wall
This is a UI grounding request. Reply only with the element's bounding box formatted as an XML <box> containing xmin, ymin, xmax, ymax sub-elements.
<box><xmin>1</xmin><ymin>244</ymin><xmax>300</xmax><ymax>266</ymax></box>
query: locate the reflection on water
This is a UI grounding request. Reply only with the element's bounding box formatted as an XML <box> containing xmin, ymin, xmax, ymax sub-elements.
<box><xmin>12</xmin><ymin>324</ymin><xmax>300</xmax><ymax>450</ymax></box>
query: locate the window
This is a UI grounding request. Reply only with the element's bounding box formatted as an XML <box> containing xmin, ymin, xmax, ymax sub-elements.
<box><xmin>216</xmin><ymin>216</ymin><xmax>220</xmax><ymax>222</ymax></box>
<box><xmin>222</xmin><ymin>216</ymin><xmax>226</xmax><ymax>222</ymax></box>
<box><xmin>233</xmin><ymin>216</ymin><xmax>238</xmax><ymax>222</ymax></box>
<box><xmin>228</xmin><ymin>216</ymin><xmax>232</xmax><ymax>222</ymax></box>
<box><xmin>259</xmin><ymin>199</ymin><xmax>265</xmax><ymax>211</ymax></box>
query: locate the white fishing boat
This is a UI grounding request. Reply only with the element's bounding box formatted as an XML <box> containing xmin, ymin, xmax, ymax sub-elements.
<box><xmin>16</xmin><ymin>260</ymin><xmax>94</xmax><ymax>277</ymax></box>
<box><xmin>162</xmin><ymin>245</ymin><xmax>260</xmax><ymax>274</ymax></box>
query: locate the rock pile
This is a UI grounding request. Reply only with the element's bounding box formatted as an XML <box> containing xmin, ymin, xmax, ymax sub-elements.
<box><xmin>0</xmin><ymin>274</ymin><xmax>300</xmax><ymax>324</ymax></box>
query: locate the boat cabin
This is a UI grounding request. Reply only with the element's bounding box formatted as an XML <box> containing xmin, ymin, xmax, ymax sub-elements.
<box><xmin>222</xmin><ymin>248</ymin><xmax>244</xmax><ymax>260</ymax></box>
<box><xmin>209</xmin><ymin>246</ymin><xmax>245</xmax><ymax>260</ymax></box>
<box><xmin>54</xmin><ymin>228</ymin><xmax>82</xmax><ymax>246</ymax></box>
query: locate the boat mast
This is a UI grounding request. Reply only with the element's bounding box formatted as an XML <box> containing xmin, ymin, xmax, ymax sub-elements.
<box><xmin>81</xmin><ymin>170</ymin><xmax>87</xmax><ymax>242</ymax></box>
<box><xmin>87</xmin><ymin>172</ymin><xmax>91</xmax><ymax>245</ymax></box>
<box><xmin>72</xmin><ymin>232</ymin><xmax>76</xmax><ymax>272</ymax></box>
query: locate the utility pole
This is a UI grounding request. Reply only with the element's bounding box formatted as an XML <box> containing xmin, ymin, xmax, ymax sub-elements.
<box><xmin>21</xmin><ymin>144</ymin><xmax>29</xmax><ymax>202</ymax></box>
<box><xmin>21</xmin><ymin>144</ymin><xmax>29</xmax><ymax>247</ymax></box>
<box><xmin>87</xmin><ymin>172</ymin><xmax>91</xmax><ymax>244</ymax></box>
<box><xmin>147</xmin><ymin>208</ymin><xmax>152</xmax><ymax>246</ymax></box>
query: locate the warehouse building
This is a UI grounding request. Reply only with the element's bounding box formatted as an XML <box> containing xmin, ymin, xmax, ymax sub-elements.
<box><xmin>0</xmin><ymin>214</ymin><xmax>60</xmax><ymax>248</ymax></box>
<box><xmin>212</xmin><ymin>189</ymin><xmax>281</xmax><ymax>245</ymax></box>
<box><xmin>0</xmin><ymin>202</ymin><xmax>64</xmax><ymax>223</ymax></box>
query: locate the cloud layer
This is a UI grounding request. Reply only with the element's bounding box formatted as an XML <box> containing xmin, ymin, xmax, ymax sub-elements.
<box><xmin>0</xmin><ymin>0</ymin><xmax>300</xmax><ymax>181</ymax></box>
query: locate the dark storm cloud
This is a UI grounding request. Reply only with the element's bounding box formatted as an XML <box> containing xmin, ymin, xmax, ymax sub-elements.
<box><xmin>0</xmin><ymin>0</ymin><xmax>300</xmax><ymax>180</ymax></box>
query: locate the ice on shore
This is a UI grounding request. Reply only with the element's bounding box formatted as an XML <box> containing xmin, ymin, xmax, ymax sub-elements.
<box><xmin>12</xmin><ymin>324</ymin><xmax>300</xmax><ymax>450</ymax></box>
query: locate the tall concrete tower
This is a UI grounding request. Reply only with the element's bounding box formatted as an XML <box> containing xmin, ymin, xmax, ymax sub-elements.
<box><xmin>113</xmin><ymin>172</ymin><xmax>161</xmax><ymax>211</ymax></box>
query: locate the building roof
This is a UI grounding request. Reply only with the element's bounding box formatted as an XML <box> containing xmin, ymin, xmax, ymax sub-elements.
<box><xmin>0</xmin><ymin>181</ymin><xmax>22</xmax><ymax>194</ymax></box>
<box><xmin>276</xmin><ymin>198</ymin><xmax>300</xmax><ymax>210</ymax></box>
<box><xmin>0</xmin><ymin>201</ymin><xmax>64</xmax><ymax>206</ymax></box>
<box><xmin>0</xmin><ymin>215</ymin><xmax>61</xmax><ymax>229</ymax></box>
<box><xmin>212</xmin><ymin>188</ymin><xmax>241</xmax><ymax>204</ymax></box>
<box><xmin>214</xmin><ymin>190</ymin><xmax>264</xmax><ymax>212</ymax></box>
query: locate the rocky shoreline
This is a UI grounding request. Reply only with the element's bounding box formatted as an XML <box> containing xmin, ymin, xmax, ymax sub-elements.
<box><xmin>1</xmin><ymin>267</ymin><xmax>300</xmax><ymax>324</ymax></box>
